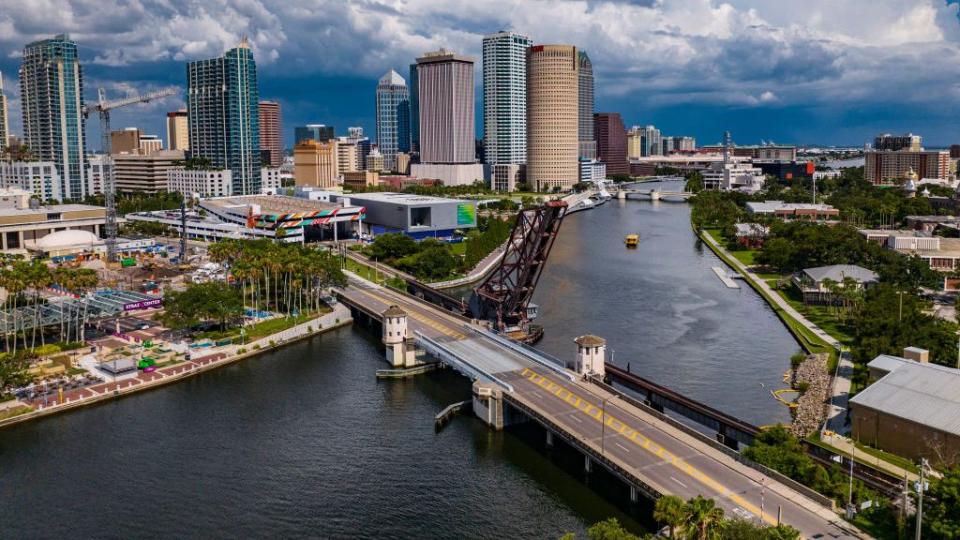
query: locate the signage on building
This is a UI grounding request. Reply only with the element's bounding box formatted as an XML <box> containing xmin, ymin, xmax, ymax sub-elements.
<box><xmin>457</xmin><ymin>203</ymin><xmax>476</xmax><ymax>226</ymax></box>
<box><xmin>123</xmin><ymin>298</ymin><xmax>163</xmax><ymax>311</ymax></box>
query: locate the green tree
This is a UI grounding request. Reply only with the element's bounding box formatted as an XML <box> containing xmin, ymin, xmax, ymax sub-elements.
<box><xmin>925</xmin><ymin>466</ymin><xmax>960</xmax><ymax>538</ymax></box>
<box><xmin>654</xmin><ymin>495</ymin><xmax>687</xmax><ymax>539</ymax></box>
<box><xmin>0</xmin><ymin>350</ymin><xmax>34</xmax><ymax>396</ymax></box>
<box><xmin>682</xmin><ymin>496</ymin><xmax>725</xmax><ymax>540</ymax></box>
<box><xmin>585</xmin><ymin>518</ymin><xmax>644</xmax><ymax>540</ymax></box>
<box><xmin>368</xmin><ymin>233</ymin><xmax>419</xmax><ymax>262</ymax></box>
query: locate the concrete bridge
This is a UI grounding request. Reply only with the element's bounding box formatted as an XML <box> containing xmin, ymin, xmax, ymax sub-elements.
<box><xmin>616</xmin><ymin>188</ymin><xmax>695</xmax><ymax>202</ymax></box>
<box><xmin>335</xmin><ymin>275</ymin><xmax>865</xmax><ymax>539</ymax></box>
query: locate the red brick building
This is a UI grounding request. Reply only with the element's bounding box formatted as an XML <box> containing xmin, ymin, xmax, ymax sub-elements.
<box><xmin>593</xmin><ymin>112</ymin><xmax>628</xmax><ymax>176</ymax></box>
<box><xmin>258</xmin><ymin>100</ymin><xmax>283</xmax><ymax>168</ymax></box>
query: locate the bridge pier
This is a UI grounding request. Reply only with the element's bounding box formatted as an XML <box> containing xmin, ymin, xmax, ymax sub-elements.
<box><xmin>545</xmin><ymin>430</ymin><xmax>554</xmax><ymax>448</ymax></box>
<box><xmin>617</xmin><ymin>190</ymin><xmax>626</xmax><ymax>201</ymax></box>
<box><xmin>629</xmin><ymin>485</ymin><xmax>639</xmax><ymax>503</ymax></box>
<box><xmin>584</xmin><ymin>455</ymin><xmax>592</xmax><ymax>473</ymax></box>
<box><xmin>717</xmin><ymin>426</ymin><xmax>740</xmax><ymax>451</ymax></box>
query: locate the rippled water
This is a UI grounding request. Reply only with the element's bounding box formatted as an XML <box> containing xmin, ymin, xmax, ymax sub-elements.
<box><xmin>0</xmin><ymin>192</ymin><xmax>796</xmax><ymax>538</ymax></box>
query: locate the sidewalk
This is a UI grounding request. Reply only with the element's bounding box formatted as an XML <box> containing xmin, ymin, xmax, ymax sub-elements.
<box><xmin>699</xmin><ymin>229</ymin><xmax>854</xmax><ymax>435</ymax></box>
<box><xmin>820</xmin><ymin>432</ymin><xmax>919</xmax><ymax>483</ymax></box>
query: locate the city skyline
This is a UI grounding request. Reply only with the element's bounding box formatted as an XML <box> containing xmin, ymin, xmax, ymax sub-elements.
<box><xmin>2</xmin><ymin>1</ymin><xmax>960</xmax><ymax>148</ymax></box>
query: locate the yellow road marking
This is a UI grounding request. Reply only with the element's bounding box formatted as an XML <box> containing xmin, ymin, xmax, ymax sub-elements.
<box><xmin>352</xmin><ymin>287</ymin><xmax>466</xmax><ymax>339</ymax></box>
<box><xmin>519</xmin><ymin>368</ymin><xmax>776</xmax><ymax>526</ymax></box>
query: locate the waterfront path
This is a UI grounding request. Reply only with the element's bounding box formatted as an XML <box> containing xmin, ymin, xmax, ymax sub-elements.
<box><xmin>698</xmin><ymin>229</ymin><xmax>853</xmax><ymax>436</ymax></box>
<box><xmin>2</xmin><ymin>305</ymin><xmax>353</xmax><ymax>428</ymax></box>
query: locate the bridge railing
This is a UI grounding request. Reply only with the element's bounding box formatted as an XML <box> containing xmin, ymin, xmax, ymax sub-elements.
<box><xmin>415</xmin><ymin>331</ymin><xmax>515</xmax><ymax>392</ymax></box>
<box><xmin>588</xmin><ymin>376</ymin><xmax>837</xmax><ymax>510</ymax></box>
<box><xmin>466</xmin><ymin>326</ymin><xmax>576</xmax><ymax>382</ymax></box>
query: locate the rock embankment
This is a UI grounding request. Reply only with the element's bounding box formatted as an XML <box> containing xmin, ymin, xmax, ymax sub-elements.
<box><xmin>790</xmin><ymin>353</ymin><xmax>830</xmax><ymax>437</ymax></box>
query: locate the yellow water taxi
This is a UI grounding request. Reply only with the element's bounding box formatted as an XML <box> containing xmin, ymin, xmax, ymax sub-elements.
<box><xmin>625</xmin><ymin>234</ymin><xmax>639</xmax><ymax>247</ymax></box>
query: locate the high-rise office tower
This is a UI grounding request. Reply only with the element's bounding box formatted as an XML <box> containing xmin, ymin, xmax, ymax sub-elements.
<box><xmin>187</xmin><ymin>38</ymin><xmax>261</xmax><ymax>195</ymax></box>
<box><xmin>0</xmin><ymin>72</ymin><xmax>8</xmax><ymax>150</ymax></box>
<box><xmin>482</xmin><ymin>31</ymin><xmax>532</xmax><ymax>166</ymax></box>
<box><xmin>526</xmin><ymin>44</ymin><xmax>579</xmax><ymax>191</ymax></box>
<box><xmin>166</xmin><ymin>110</ymin><xmax>189</xmax><ymax>151</ymax></box>
<box><xmin>259</xmin><ymin>100</ymin><xmax>283</xmax><ymax>167</ymax></box>
<box><xmin>577</xmin><ymin>51</ymin><xmax>595</xmax><ymax>159</ymax></box>
<box><xmin>594</xmin><ymin>112</ymin><xmax>627</xmax><ymax>176</ymax></box>
<box><xmin>873</xmin><ymin>133</ymin><xmax>922</xmax><ymax>152</ymax></box>
<box><xmin>295</xmin><ymin>125</ymin><xmax>334</xmax><ymax>144</ymax></box>
<box><xmin>408</xmin><ymin>63</ymin><xmax>419</xmax><ymax>154</ymax></box>
<box><xmin>375</xmin><ymin>70</ymin><xmax>410</xmax><ymax>171</ymax></box>
<box><xmin>411</xmin><ymin>50</ymin><xmax>483</xmax><ymax>185</ymax></box>
<box><xmin>19</xmin><ymin>34</ymin><xmax>88</xmax><ymax>198</ymax></box>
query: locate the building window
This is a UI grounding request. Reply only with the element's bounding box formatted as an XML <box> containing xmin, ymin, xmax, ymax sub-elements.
<box><xmin>6</xmin><ymin>232</ymin><xmax>19</xmax><ymax>249</ymax></box>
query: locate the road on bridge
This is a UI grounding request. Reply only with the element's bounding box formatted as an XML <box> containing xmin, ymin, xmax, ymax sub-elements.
<box><xmin>336</xmin><ymin>276</ymin><xmax>863</xmax><ymax>539</ymax></box>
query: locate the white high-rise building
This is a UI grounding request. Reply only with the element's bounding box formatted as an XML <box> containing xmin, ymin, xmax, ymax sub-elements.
<box><xmin>0</xmin><ymin>71</ymin><xmax>9</xmax><ymax>150</ymax></box>
<box><xmin>482</xmin><ymin>31</ymin><xmax>531</xmax><ymax>166</ymax></box>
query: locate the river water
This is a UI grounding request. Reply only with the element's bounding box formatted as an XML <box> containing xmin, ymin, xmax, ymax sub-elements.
<box><xmin>0</xmin><ymin>190</ymin><xmax>796</xmax><ymax>538</ymax></box>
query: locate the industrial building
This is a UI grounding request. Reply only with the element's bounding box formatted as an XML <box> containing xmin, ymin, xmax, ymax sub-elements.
<box><xmin>338</xmin><ymin>192</ymin><xmax>476</xmax><ymax>239</ymax></box>
<box><xmin>851</xmin><ymin>350</ymin><xmax>960</xmax><ymax>464</ymax></box>
<box><xmin>0</xmin><ymin>190</ymin><xmax>118</xmax><ymax>253</ymax></box>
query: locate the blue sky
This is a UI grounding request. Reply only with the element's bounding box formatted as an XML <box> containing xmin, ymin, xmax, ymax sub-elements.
<box><xmin>2</xmin><ymin>0</ymin><xmax>960</xmax><ymax>149</ymax></box>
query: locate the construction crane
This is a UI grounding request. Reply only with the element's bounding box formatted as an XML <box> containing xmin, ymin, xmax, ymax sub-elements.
<box><xmin>83</xmin><ymin>86</ymin><xmax>178</xmax><ymax>263</ymax></box>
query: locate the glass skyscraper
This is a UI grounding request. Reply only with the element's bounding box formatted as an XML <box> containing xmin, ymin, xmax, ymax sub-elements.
<box><xmin>408</xmin><ymin>63</ymin><xmax>419</xmax><ymax>154</ymax></box>
<box><xmin>375</xmin><ymin>70</ymin><xmax>410</xmax><ymax>171</ymax></box>
<box><xmin>19</xmin><ymin>34</ymin><xmax>88</xmax><ymax>199</ymax></box>
<box><xmin>577</xmin><ymin>51</ymin><xmax>596</xmax><ymax>160</ymax></box>
<box><xmin>187</xmin><ymin>38</ymin><xmax>261</xmax><ymax>195</ymax></box>
<box><xmin>0</xmin><ymin>71</ymin><xmax>8</xmax><ymax>150</ymax></box>
<box><xmin>294</xmin><ymin>125</ymin><xmax>335</xmax><ymax>144</ymax></box>
<box><xmin>482</xmin><ymin>31</ymin><xmax>531</xmax><ymax>166</ymax></box>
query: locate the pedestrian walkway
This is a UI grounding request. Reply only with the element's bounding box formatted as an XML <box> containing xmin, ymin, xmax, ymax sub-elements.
<box><xmin>820</xmin><ymin>432</ymin><xmax>919</xmax><ymax>483</ymax></box>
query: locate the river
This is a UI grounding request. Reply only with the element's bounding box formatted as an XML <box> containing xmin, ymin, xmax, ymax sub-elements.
<box><xmin>0</xmin><ymin>190</ymin><xmax>796</xmax><ymax>538</ymax></box>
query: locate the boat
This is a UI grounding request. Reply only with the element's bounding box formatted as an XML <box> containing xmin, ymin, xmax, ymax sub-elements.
<box><xmin>625</xmin><ymin>234</ymin><xmax>640</xmax><ymax>247</ymax></box>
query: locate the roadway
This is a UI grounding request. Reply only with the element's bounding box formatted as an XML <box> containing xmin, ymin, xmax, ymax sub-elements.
<box><xmin>501</xmin><ymin>367</ymin><xmax>861</xmax><ymax>539</ymax></box>
<box><xmin>336</xmin><ymin>276</ymin><xmax>863</xmax><ymax>538</ymax></box>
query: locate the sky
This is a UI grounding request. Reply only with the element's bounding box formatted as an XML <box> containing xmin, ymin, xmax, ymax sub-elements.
<box><xmin>2</xmin><ymin>0</ymin><xmax>960</xmax><ymax>149</ymax></box>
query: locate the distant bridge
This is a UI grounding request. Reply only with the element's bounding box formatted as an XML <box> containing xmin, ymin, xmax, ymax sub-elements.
<box><xmin>615</xmin><ymin>188</ymin><xmax>695</xmax><ymax>201</ymax></box>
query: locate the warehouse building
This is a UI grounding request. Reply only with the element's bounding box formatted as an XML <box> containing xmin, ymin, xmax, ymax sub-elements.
<box><xmin>333</xmin><ymin>192</ymin><xmax>477</xmax><ymax>239</ymax></box>
<box><xmin>851</xmin><ymin>351</ymin><xmax>960</xmax><ymax>464</ymax></box>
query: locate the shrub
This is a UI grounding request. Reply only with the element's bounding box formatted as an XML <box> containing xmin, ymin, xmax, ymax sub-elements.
<box><xmin>237</xmin><ymin>348</ymin><xmax>247</xmax><ymax>354</ymax></box>
<box><xmin>269</xmin><ymin>340</ymin><xmax>276</xmax><ymax>347</ymax></box>
<box><xmin>796</xmin><ymin>382</ymin><xmax>811</xmax><ymax>393</ymax></box>
<box><xmin>253</xmin><ymin>344</ymin><xmax>261</xmax><ymax>350</ymax></box>
<box><xmin>790</xmin><ymin>351</ymin><xmax>806</xmax><ymax>368</ymax></box>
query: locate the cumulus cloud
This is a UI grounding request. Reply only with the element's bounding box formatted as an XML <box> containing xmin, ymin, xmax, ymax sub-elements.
<box><xmin>1</xmin><ymin>0</ymin><xmax>960</xmax><ymax>142</ymax></box>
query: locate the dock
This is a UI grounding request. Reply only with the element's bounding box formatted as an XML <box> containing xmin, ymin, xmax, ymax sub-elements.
<box><xmin>711</xmin><ymin>266</ymin><xmax>741</xmax><ymax>289</ymax></box>
<box><xmin>375</xmin><ymin>362</ymin><xmax>441</xmax><ymax>379</ymax></box>
<box><xmin>434</xmin><ymin>400</ymin><xmax>471</xmax><ymax>431</ymax></box>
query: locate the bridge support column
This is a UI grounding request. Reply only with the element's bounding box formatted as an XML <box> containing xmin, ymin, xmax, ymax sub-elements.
<box><xmin>629</xmin><ymin>485</ymin><xmax>639</xmax><ymax>503</ymax></box>
<box><xmin>472</xmin><ymin>381</ymin><xmax>504</xmax><ymax>430</ymax></box>
<box><xmin>717</xmin><ymin>426</ymin><xmax>739</xmax><ymax>451</ymax></box>
<box><xmin>545</xmin><ymin>430</ymin><xmax>554</xmax><ymax>448</ymax></box>
<box><xmin>584</xmin><ymin>455</ymin><xmax>592</xmax><ymax>473</ymax></box>
<box><xmin>617</xmin><ymin>190</ymin><xmax>626</xmax><ymax>201</ymax></box>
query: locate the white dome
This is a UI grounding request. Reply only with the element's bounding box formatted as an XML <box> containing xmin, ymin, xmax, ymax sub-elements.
<box><xmin>37</xmin><ymin>229</ymin><xmax>99</xmax><ymax>250</ymax></box>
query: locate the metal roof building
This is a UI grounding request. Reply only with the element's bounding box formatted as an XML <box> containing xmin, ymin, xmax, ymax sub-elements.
<box><xmin>850</xmin><ymin>358</ymin><xmax>960</xmax><ymax>463</ymax></box>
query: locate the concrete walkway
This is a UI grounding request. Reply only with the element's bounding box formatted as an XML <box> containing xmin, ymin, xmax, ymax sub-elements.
<box><xmin>699</xmin><ymin>229</ymin><xmax>854</xmax><ymax>435</ymax></box>
<box><xmin>820</xmin><ymin>432</ymin><xmax>919</xmax><ymax>483</ymax></box>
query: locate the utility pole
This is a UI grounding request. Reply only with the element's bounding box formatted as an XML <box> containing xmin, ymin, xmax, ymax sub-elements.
<box><xmin>847</xmin><ymin>443</ymin><xmax>856</xmax><ymax>518</ymax></box>
<box><xmin>915</xmin><ymin>458</ymin><xmax>927</xmax><ymax>540</ymax></box>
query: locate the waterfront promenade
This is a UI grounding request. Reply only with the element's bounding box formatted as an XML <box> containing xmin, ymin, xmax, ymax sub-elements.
<box><xmin>0</xmin><ymin>304</ymin><xmax>353</xmax><ymax>429</ymax></box>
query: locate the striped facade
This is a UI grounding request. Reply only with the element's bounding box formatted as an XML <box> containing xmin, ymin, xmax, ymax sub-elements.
<box><xmin>416</xmin><ymin>51</ymin><xmax>476</xmax><ymax>164</ymax></box>
<box><xmin>526</xmin><ymin>45</ymin><xmax>580</xmax><ymax>191</ymax></box>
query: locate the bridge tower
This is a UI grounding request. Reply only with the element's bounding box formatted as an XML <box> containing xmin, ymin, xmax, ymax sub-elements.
<box><xmin>382</xmin><ymin>305</ymin><xmax>415</xmax><ymax>367</ymax></box>
<box><xmin>574</xmin><ymin>335</ymin><xmax>606</xmax><ymax>377</ymax></box>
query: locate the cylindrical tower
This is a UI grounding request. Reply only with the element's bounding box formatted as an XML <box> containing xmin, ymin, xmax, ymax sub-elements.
<box><xmin>526</xmin><ymin>44</ymin><xmax>579</xmax><ymax>192</ymax></box>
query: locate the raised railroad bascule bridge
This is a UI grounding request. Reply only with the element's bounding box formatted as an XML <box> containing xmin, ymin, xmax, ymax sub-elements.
<box><xmin>335</xmin><ymin>201</ymin><xmax>865</xmax><ymax>539</ymax></box>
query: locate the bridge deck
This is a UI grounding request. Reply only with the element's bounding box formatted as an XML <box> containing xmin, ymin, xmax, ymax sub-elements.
<box><xmin>336</xmin><ymin>276</ymin><xmax>861</xmax><ymax>538</ymax></box>
<box><xmin>502</xmin><ymin>367</ymin><xmax>860</xmax><ymax>539</ymax></box>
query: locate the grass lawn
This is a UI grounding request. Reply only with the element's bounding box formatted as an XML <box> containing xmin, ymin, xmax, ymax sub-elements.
<box><xmin>197</xmin><ymin>309</ymin><xmax>331</xmax><ymax>343</ymax></box>
<box><xmin>345</xmin><ymin>257</ymin><xmax>387</xmax><ymax>282</ymax></box>
<box><xmin>730</xmin><ymin>249</ymin><xmax>757</xmax><ymax>265</ymax></box>
<box><xmin>0</xmin><ymin>405</ymin><xmax>33</xmax><ymax>421</ymax></box>
<box><xmin>449</xmin><ymin>242</ymin><xmax>467</xmax><ymax>256</ymax></box>
<box><xmin>774</xmin><ymin>284</ymin><xmax>856</xmax><ymax>345</ymax></box>
<box><xmin>807</xmin><ymin>432</ymin><xmax>919</xmax><ymax>474</ymax></box>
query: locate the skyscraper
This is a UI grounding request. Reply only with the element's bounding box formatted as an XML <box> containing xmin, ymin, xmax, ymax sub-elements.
<box><xmin>259</xmin><ymin>100</ymin><xmax>283</xmax><ymax>167</ymax></box>
<box><xmin>187</xmin><ymin>38</ymin><xmax>260</xmax><ymax>195</ymax></box>
<box><xmin>526</xmin><ymin>44</ymin><xmax>579</xmax><ymax>191</ymax></box>
<box><xmin>408</xmin><ymin>63</ymin><xmax>419</xmax><ymax>154</ymax></box>
<box><xmin>375</xmin><ymin>70</ymin><xmax>410</xmax><ymax>171</ymax></box>
<box><xmin>482</xmin><ymin>31</ymin><xmax>531</xmax><ymax>166</ymax></box>
<box><xmin>19</xmin><ymin>34</ymin><xmax>88</xmax><ymax>198</ymax></box>
<box><xmin>577</xmin><ymin>51</ymin><xmax>595</xmax><ymax>160</ymax></box>
<box><xmin>0</xmin><ymin>72</ymin><xmax>8</xmax><ymax>150</ymax></box>
<box><xmin>594</xmin><ymin>112</ymin><xmax>627</xmax><ymax>176</ymax></box>
<box><xmin>411</xmin><ymin>50</ymin><xmax>483</xmax><ymax>185</ymax></box>
<box><xmin>166</xmin><ymin>110</ymin><xmax>189</xmax><ymax>151</ymax></box>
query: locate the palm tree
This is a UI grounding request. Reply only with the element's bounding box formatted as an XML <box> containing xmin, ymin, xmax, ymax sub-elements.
<box><xmin>654</xmin><ymin>495</ymin><xmax>687</xmax><ymax>539</ymax></box>
<box><xmin>681</xmin><ymin>496</ymin><xmax>724</xmax><ymax>540</ymax></box>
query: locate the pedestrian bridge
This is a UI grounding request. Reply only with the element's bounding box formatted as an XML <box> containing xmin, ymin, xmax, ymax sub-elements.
<box><xmin>335</xmin><ymin>276</ymin><xmax>864</xmax><ymax>539</ymax></box>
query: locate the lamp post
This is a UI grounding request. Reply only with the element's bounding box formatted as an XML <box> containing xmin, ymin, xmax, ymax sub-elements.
<box><xmin>915</xmin><ymin>458</ymin><xmax>928</xmax><ymax>540</ymax></box>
